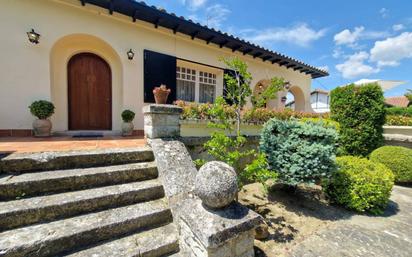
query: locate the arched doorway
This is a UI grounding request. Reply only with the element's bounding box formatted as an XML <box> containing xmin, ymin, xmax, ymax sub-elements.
<box><xmin>68</xmin><ymin>53</ymin><xmax>112</xmax><ymax>130</ymax></box>
<box><xmin>284</xmin><ymin>86</ymin><xmax>305</xmax><ymax>112</ymax></box>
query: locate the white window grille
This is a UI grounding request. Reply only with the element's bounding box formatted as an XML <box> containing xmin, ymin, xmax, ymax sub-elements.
<box><xmin>176</xmin><ymin>66</ymin><xmax>217</xmax><ymax>103</ymax></box>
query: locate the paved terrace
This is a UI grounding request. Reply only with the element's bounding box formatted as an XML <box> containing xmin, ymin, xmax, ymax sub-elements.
<box><xmin>0</xmin><ymin>136</ymin><xmax>146</xmax><ymax>153</ymax></box>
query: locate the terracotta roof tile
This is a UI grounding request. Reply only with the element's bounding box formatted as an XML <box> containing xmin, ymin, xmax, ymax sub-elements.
<box><xmin>385</xmin><ymin>96</ymin><xmax>410</xmax><ymax>107</ymax></box>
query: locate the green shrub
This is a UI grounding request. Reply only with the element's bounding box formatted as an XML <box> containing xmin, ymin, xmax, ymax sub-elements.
<box><xmin>29</xmin><ymin>100</ymin><xmax>55</xmax><ymax>119</ymax></box>
<box><xmin>121</xmin><ymin>110</ymin><xmax>135</xmax><ymax>122</ymax></box>
<box><xmin>300</xmin><ymin>117</ymin><xmax>340</xmax><ymax>131</ymax></box>
<box><xmin>370</xmin><ymin>146</ymin><xmax>412</xmax><ymax>183</ymax></box>
<box><xmin>330</xmin><ymin>83</ymin><xmax>386</xmax><ymax>156</ymax></box>
<box><xmin>385</xmin><ymin>115</ymin><xmax>412</xmax><ymax>126</ymax></box>
<box><xmin>324</xmin><ymin>156</ymin><xmax>394</xmax><ymax>214</ymax></box>
<box><xmin>386</xmin><ymin>106</ymin><xmax>412</xmax><ymax>117</ymax></box>
<box><xmin>260</xmin><ymin>118</ymin><xmax>338</xmax><ymax>185</ymax></box>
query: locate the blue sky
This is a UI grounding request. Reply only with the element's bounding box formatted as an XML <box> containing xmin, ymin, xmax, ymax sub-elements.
<box><xmin>145</xmin><ymin>0</ymin><xmax>412</xmax><ymax>97</ymax></box>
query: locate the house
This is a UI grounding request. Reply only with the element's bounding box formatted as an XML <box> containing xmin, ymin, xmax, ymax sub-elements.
<box><xmin>286</xmin><ymin>88</ymin><xmax>330</xmax><ymax>113</ymax></box>
<box><xmin>385</xmin><ymin>96</ymin><xmax>410</xmax><ymax>107</ymax></box>
<box><xmin>0</xmin><ymin>0</ymin><xmax>328</xmax><ymax>136</ymax></box>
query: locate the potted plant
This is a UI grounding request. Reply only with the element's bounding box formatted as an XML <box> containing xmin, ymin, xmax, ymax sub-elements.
<box><xmin>153</xmin><ymin>84</ymin><xmax>171</xmax><ymax>104</ymax></box>
<box><xmin>121</xmin><ymin>109</ymin><xmax>135</xmax><ymax>136</ymax></box>
<box><xmin>29</xmin><ymin>100</ymin><xmax>55</xmax><ymax>137</ymax></box>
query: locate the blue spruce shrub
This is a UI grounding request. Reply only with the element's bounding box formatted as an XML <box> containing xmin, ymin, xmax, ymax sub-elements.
<box><xmin>260</xmin><ymin>118</ymin><xmax>338</xmax><ymax>185</ymax></box>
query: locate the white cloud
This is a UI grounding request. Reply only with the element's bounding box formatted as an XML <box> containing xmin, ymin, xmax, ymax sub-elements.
<box><xmin>187</xmin><ymin>4</ymin><xmax>230</xmax><ymax>29</ymax></box>
<box><xmin>336</xmin><ymin>51</ymin><xmax>379</xmax><ymax>79</ymax></box>
<box><xmin>392</xmin><ymin>24</ymin><xmax>405</xmax><ymax>31</ymax></box>
<box><xmin>333</xmin><ymin>26</ymin><xmax>389</xmax><ymax>47</ymax></box>
<box><xmin>370</xmin><ymin>32</ymin><xmax>412</xmax><ymax>67</ymax></box>
<box><xmin>380</xmin><ymin>8</ymin><xmax>388</xmax><ymax>18</ymax></box>
<box><xmin>332</xmin><ymin>48</ymin><xmax>344</xmax><ymax>58</ymax></box>
<box><xmin>181</xmin><ymin>0</ymin><xmax>207</xmax><ymax>10</ymax></box>
<box><xmin>204</xmin><ymin>4</ymin><xmax>230</xmax><ymax>28</ymax></box>
<box><xmin>243</xmin><ymin>23</ymin><xmax>326</xmax><ymax>47</ymax></box>
<box><xmin>334</xmin><ymin>26</ymin><xmax>365</xmax><ymax>46</ymax></box>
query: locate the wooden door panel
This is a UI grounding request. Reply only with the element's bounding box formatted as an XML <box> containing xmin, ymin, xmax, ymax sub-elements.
<box><xmin>68</xmin><ymin>53</ymin><xmax>112</xmax><ymax>130</ymax></box>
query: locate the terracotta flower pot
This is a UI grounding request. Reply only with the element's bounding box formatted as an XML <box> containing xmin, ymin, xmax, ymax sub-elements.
<box><xmin>122</xmin><ymin>122</ymin><xmax>134</xmax><ymax>136</ymax></box>
<box><xmin>154</xmin><ymin>91</ymin><xmax>170</xmax><ymax>104</ymax></box>
<box><xmin>32</xmin><ymin>119</ymin><xmax>52</xmax><ymax>137</ymax></box>
<box><xmin>153</xmin><ymin>84</ymin><xmax>171</xmax><ymax>104</ymax></box>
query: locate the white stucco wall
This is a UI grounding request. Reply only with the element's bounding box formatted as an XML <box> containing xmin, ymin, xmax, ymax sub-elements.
<box><xmin>0</xmin><ymin>0</ymin><xmax>314</xmax><ymax>132</ymax></box>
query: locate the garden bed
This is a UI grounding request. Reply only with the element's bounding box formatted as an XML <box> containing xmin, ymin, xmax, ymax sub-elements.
<box><xmin>239</xmin><ymin>183</ymin><xmax>352</xmax><ymax>257</ymax></box>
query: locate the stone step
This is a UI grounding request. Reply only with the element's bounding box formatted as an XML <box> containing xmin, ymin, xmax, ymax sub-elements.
<box><xmin>0</xmin><ymin>162</ymin><xmax>158</xmax><ymax>200</ymax></box>
<box><xmin>0</xmin><ymin>199</ymin><xmax>172</xmax><ymax>257</ymax></box>
<box><xmin>64</xmin><ymin>223</ymin><xmax>180</xmax><ymax>257</ymax></box>
<box><xmin>0</xmin><ymin>147</ymin><xmax>153</xmax><ymax>174</ymax></box>
<box><xmin>0</xmin><ymin>180</ymin><xmax>164</xmax><ymax>231</ymax></box>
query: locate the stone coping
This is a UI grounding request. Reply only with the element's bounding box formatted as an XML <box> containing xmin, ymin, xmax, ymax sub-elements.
<box><xmin>143</xmin><ymin>104</ymin><xmax>183</xmax><ymax>114</ymax></box>
<box><xmin>177</xmin><ymin>197</ymin><xmax>262</xmax><ymax>249</ymax></box>
<box><xmin>180</xmin><ymin>118</ymin><xmax>265</xmax><ymax>126</ymax></box>
<box><xmin>383</xmin><ymin>134</ymin><xmax>412</xmax><ymax>142</ymax></box>
<box><xmin>179</xmin><ymin>136</ymin><xmax>260</xmax><ymax>147</ymax></box>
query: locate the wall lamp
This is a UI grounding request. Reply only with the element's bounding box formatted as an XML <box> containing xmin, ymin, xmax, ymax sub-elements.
<box><xmin>283</xmin><ymin>81</ymin><xmax>291</xmax><ymax>90</ymax></box>
<box><xmin>27</xmin><ymin>29</ymin><xmax>40</xmax><ymax>44</ymax></box>
<box><xmin>127</xmin><ymin>49</ymin><xmax>135</xmax><ymax>60</ymax></box>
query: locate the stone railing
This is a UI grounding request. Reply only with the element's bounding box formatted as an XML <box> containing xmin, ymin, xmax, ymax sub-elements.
<box><xmin>143</xmin><ymin>104</ymin><xmax>262</xmax><ymax>257</ymax></box>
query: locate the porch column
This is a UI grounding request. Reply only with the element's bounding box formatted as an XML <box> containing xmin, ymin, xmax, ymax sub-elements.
<box><xmin>142</xmin><ymin>104</ymin><xmax>182</xmax><ymax>138</ymax></box>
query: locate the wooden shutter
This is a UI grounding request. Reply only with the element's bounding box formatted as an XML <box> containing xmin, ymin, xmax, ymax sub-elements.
<box><xmin>144</xmin><ymin>50</ymin><xmax>177</xmax><ymax>103</ymax></box>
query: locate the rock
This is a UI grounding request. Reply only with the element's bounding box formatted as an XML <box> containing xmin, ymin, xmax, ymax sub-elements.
<box><xmin>194</xmin><ymin>161</ymin><xmax>238</xmax><ymax>209</ymax></box>
<box><xmin>255</xmin><ymin>222</ymin><xmax>270</xmax><ymax>240</ymax></box>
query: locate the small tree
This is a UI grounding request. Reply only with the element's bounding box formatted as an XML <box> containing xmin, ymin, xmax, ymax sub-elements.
<box><xmin>220</xmin><ymin>57</ymin><xmax>252</xmax><ymax>136</ymax></box>
<box><xmin>405</xmin><ymin>89</ymin><xmax>412</xmax><ymax>106</ymax></box>
<box><xmin>251</xmin><ymin>77</ymin><xmax>286</xmax><ymax>108</ymax></box>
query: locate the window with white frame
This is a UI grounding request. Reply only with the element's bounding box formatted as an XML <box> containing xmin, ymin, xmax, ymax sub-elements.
<box><xmin>199</xmin><ymin>71</ymin><xmax>216</xmax><ymax>103</ymax></box>
<box><xmin>176</xmin><ymin>67</ymin><xmax>196</xmax><ymax>102</ymax></box>
<box><xmin>176</xmin><ymin>66</ymin><xmax>217</xmax><ymax>103</ymax></box>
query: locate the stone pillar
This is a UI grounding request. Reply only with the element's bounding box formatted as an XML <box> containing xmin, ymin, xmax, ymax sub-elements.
<box><xmin>142</xmin><ymin>104</ymin><xmax>183</xmax><ymax>139</ymax></box>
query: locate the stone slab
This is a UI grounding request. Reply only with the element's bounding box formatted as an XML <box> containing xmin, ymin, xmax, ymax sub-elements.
<box><xmin>0</xmin><ymin>162</ymin><xmax>158</xmax><ymax>200</ymax></box>
<box><xmin>65</xmin><ymin>223</ymin><xmax>179</xmax><ymax>257</ymax></box>
<box><xmin>149</xmin><ymin>139</ymin><xmax>196</xmax><ymax>201</ymax></box>
<box><xmin>143</xmin><ymin>104</ymin><xmax>183</xmax><ymax>115</ymax></box>
<box><xmin>0</xmin><ymin>147</ymin><xmax>154</xmax><ymax>174</ymax></box>
<box><xmin>178</xmin><ymin>197</ymin><xmax>262</xmax><ymax>249</ymax></box>
<box><xmin>0</xmin><ymin>199</ymin><xmax>171</xmax><ymax>257</ymax></box>
<box><xmin>0</xmin><ymin>179</ymin><xmax>164</xmax><ymax>230</ymax></box>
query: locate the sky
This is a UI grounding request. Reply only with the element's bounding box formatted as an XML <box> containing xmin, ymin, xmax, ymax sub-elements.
<box><xmin>144</xmin><ymin>0</ymin><xmax>412</xmax><ymax>97</ymax></box>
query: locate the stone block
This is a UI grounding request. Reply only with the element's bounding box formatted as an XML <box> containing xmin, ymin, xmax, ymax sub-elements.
<box><xmin>143</xmin><ymin>104</ymin><xmax>182</xmax><ymax>139</ymax></box>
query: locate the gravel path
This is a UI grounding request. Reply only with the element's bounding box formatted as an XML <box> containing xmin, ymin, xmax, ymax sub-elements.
<box><xmin>289</xmin><ymin>186</ymin><xmax>412</xmax><ymax>257</ymax></box>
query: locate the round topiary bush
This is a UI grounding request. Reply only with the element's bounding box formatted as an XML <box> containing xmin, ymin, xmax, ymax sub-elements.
<box><xmin>370</xmin><ymin>146</ymin><xmax>412</xmax><ymax>183</ymax></box>
<box><xmin>324</xmin><ymin>156</ymin><xmax>394</xmax><ymax>214</ymax></box>
<box><xmin>121</xmin><ymin>109</ymin><xmax>135</xmax><ymax>122</ymax></box>
<box><xmin>29</xmin><ymin>100</ymin><xmax>55</xmax><ymax>119</ymax></box>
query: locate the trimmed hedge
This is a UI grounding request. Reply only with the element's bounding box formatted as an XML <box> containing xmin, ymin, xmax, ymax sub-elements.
<box><xmin>386</xmin><ymin>106</ymin><xmax>412</xmax><ymax>117</ymax></box>
<box><xmin>370</xmin><ymin>146</ymin><xmax>412</xmax><ymax>183</ymax></box>
<box><xmin>324</xmin><ymin>156</ymin><xmax>394</xmax><ymax>214</ymax></box>
<box><xmin>260</xmin><ymin>118</ymin><xmax>338</xmax><ymax>185</ymax></box>
<box><xmin>330</xmin><ymin>83</ymin><xmax>386</xmax><ymax>157</ymax></box>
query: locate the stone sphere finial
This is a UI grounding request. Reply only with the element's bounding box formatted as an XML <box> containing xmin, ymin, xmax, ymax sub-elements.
<box><xmin>195</xmin><ymin>161</ymin><xmax>238</xmax><ymax>209</ymax></box>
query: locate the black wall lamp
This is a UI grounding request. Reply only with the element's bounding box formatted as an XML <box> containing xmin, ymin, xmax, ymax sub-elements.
<box><xmin>127</xmin><ymin>49</ymin><xmax>135</xmax><ymax>60</ymax></box>
<box><xmin>27</xmin><ymin>29</ymin><xmax>40</xmax><ymax>44</ymax></box>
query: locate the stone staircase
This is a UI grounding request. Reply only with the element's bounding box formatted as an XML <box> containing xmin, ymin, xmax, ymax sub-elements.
<box><xmin>0</xmin><ymin>147</ymin><xmax>180</xmax><ymax>257</ymax></box>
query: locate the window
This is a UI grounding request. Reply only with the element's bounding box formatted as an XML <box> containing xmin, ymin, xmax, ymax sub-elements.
<box><xmin>176</xmin><ymin>67</ymin><xmax>196</xmax><ymax>102</ymax></box>
<box><xmin>176</xmin><ymin>66</ymin><xmax>217</xmax><ymax>103</ymax></box>
<box><xmin>199</xmin><ymin>71</ymin><xmax>216</xmax><ymax>103</ymax></box>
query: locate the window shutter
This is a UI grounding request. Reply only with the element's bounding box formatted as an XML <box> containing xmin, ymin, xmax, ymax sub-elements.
<box><xmin>223</xmin><ymin>69</ymin><xmax>236</xmax><ymax>105</ymax></box>
<box><xmin>144</xmin><ymin>50</ymin><xmax>177</xmax><ymax>103</ymax></box>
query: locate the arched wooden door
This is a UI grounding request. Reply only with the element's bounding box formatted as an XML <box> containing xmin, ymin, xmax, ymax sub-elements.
<box><xmin>68</xmin><ymin>53</ymin><xmax>112</xmax><ymax>130</ymax></box>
